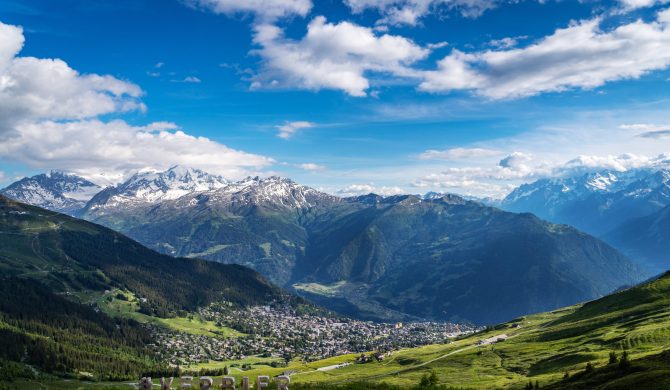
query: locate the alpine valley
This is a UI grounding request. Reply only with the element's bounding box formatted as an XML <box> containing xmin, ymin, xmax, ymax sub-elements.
<box><xmin>4</xmin><ymin>2</ymin><xmax>670</xmax><ymax>388</ymax></box>
<box><xmin>2</xmin><ymin>192</ymin><xmax>670</xmax><ymax>390</ymax></box>
<box><xmin>1</xmin><ymin>166</ymin><xmax>649</xmax><ymax>325</ymax></box>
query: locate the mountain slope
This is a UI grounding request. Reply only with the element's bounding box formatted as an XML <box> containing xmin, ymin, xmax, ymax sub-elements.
<box><xmin>0</xmin><ymin>195</ymin><xmax>288</xmax><ymax>316</ymax></box>
<box><xmin>0</xmin><ymin>278</ymin><xmax>156</xmax><ymax>381</ymax></box>
<box><xmin>0</xmin><ymin>170</ymin><xmax>101</xmax><ymax>213</ymax></box>
<box><xmin>83</xmin><ymin>175</ymin><xmax>339</xmax><ymax>285</ymax></box>
<box><xmin>79</xmin><ymin>172</ymin><xmax>646</xmax><ymax>324</ymax></box>
<box><xmin>501</xmin><ymin>168</ymin><xmax>670</xmax><ymax>237</ymax></box>
<box><xmin>604</xmin><ymin>204</ymin><xmax>670</xmax><ymax>272</ymax></box>
<box><xmin>0</xmin><ymin>194</ymin><xmax>303</xmax><ymax>380</ymax></box>
<box><xmin>235</xmin><ymin>270</ymin><xmax>670</xmax><ymax>389</ymax></box>
<box><xmin>295</xmin><ymin>195</ymin><xmax>646</xmax><ymax>324</ymax></box>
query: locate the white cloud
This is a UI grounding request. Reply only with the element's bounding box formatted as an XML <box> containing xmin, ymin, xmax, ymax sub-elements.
<box><xmin>556</xmin><ymin>153</ymin><xmax>666</xmax><ymax>175</ymax></box>
<box><xmin>251</xmin><ymin>16</ymin><xmax>428</xmax><ymax>96</ymax></box>
<box><xmin>0</xmin><ymin>20</ymin><xmax>275</xmax><ymax>181</ymax></box>
<box><xmin>171</xmin><ymin>76</ymin><xmax>202</xmax><ymax>83</ymax></box>
<box><xmin>418</xmin><ymin>147</ymin><xmax>501</xmax><ymax>160</ymax></box>
<box><xmin>183</xmin><ymin>76</ymin><xmax>201</xmax><ymax>83</ymax></box>
<box><xmin>420</xmin><ymin>11</ymin><xmax>670</xmax><ymax>99</ymax></box>
<box><xmin>298</xmin><ymin>162</ymin><xmax>326</xmax><ymax>171</ymax></box>
<box><xmin>0</xmin><ymin>119</ymin><xmax>273</xmax><ymax>179</ymax></box>
<box><xmin>337</xmin><ymin>183</ymin><xmax>405</xmax><ymax>196</ymax></box>
<box><xmin>488</xmin><ymin>36</ymin><xmax>525</xmax><ymax>49</ymax></box>
<box><xmin>276</xmin><ymin>120</ymin><xmax>315</xmax><ymax>139</ymax></box>
<box><xmin>411</xmin><ymin>151</ymin><xmax>670</xmax><ymax>198</ymax></box>
<box><xmin>0</xmin><ymin>22</ymin><xmax>143</xmax><ymax>139</ymax></box>
<box><xmin>187</xmin><ymin>0</ymin><xmax>312</xmax><ymax>21</ymax></box>
<box><xmin>619</xmin><ymin>0</ymin><xmax>669</xmax><ymax>10</ymax></box>
<box><xmin>620</xmin><ymin>123</ymin><xmax>670</xmax><ymax>138</ymax></box>
<box><xmin>344</xmin><ymin>0</ymin><xmax>499</xmax><ymax>26</ymax></box>
<box><xmin>498</xmin><ymin>151</ymin><xmax>533</xmax><ymax>169</ymax></box>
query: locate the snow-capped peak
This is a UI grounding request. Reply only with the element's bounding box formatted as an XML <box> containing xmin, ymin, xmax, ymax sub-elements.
<box><xmin>200</xmin><ymin>175</ymin><xmax>337</xmax><ymax>209</ymax></box>
<box><xmin>98</xmin><ymin>165</ymin><xmax>229</xmax><ymax>205</ymax></box>
<box><xmin>0</xmin><ymin>171</ymin><xmax>102</xmax><ymax>214</ymax></box>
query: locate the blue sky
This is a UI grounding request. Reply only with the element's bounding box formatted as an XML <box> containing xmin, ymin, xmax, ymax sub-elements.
<box><xmin>1</xmin><ymin>0</ymin><xmax>670</xmax><ymax>197</ymax></box>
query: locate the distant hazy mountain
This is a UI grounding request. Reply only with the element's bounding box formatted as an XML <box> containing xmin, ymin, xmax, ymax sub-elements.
<box><xmin>0</xmin><ymin>170</ymin><xmax>101</xmax><ymax>213</ymax></box>
<box><xmin>76</xmin><ymin>168</ymin><xmax>645</xmax><ymax>324</ymax></box>
<box><xmin>501</xmin><ymin>169</ymin><xmax>670</xmax><ymax>236</ymax></box>
<box><xmin>604</xmin><ymin>204</ymin><xmax>670</xmax><ymax>272</ymax></box>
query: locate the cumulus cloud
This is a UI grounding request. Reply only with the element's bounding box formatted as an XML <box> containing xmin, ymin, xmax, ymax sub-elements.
<box><xmin>276</xmin><ymin>120</ymin><xmax>315</xmax><ymax>139</ymax></box>
<box><xmin>0</xmin><ymin>20</ymin><xmax>274</xmax><ymax>180</ymax></box>
<box><xmin>298</xmin><ymin>162</ymin><xmax>326</xmax><ymax>171</ymax></box>
<box><xmin>251</xmin><ymin>16</ymin><xmax>428</xmax><ymax>96</ymax></box>
<box><xmin>418</xmin><ymin>147</ymin><xmax>501</xmax><ymax>160</ymax></box>
<box><xmin>186</xmin><ymin>0</ymin><xmax>312</xmax><ymax>21</ymax></box>
<box><xmin>337</xmin><ymin>183</ymin><xmax>406</xmax><ymax>197</ymax></box>
<box><xmin>344</xmin><ymin>0</ymin><xmax>500</xmax><ymax>26</ymax></box>
<box><xmin>498</xmin><ymin>151</ymin><xmax>533</xmax><ymax>169</ymax></box>
<box><xmin>420</xmin><ymin>11</ymin><xmax>670</xmax><ymax>99</ymax></box>
<box><xmin>0</xmin><ymin>119</ymin><xmax>273</xmax><ymax>179</ymax></box>
<box><xmin>0</xmin><ymin>22</ymin><xmax>143</xmax><ymax>139</ymax></box>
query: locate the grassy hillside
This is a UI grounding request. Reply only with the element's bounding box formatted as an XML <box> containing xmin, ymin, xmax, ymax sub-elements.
<box><xmin>0</xmin><ymin>195</ymin><xmax>291</xmax><ymax>316</ymax></box>
<box><xmin>12</xmin><ymin>270</ymin><xmax>670</xmax><ymax>389</ymax></box>
<box><xmin>0</xmin><ymin>196</ymin><xmax>298</xmax><ymax>381</ymax></box>
<box><xmin>0</xmin><ymin>278</ymin><xmax>158</xmax><ymax>382</ymax></box>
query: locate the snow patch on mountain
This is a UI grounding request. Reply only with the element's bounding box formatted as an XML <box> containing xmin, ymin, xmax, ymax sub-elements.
<box><xmin>0</xmin><ymin>171</ymin><xmax>101</xmax><ymax>213</ymax></box>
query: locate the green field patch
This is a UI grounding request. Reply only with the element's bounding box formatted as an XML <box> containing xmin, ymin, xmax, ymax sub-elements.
<box><xmin>94</xmin><ymin>290</ymin><xmax>245</xmax><ymax>338</ymax></box>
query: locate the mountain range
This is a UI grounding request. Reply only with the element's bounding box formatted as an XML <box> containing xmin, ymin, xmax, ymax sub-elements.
<box><xmin>500</xmin><ymin>168</ymin><xmax>670</xmax><ymax>272</ymax></box>
<box><xmin>0</xmin><ymin>166</ymin><xmax>646</xmax><ymax>324</ymax></box>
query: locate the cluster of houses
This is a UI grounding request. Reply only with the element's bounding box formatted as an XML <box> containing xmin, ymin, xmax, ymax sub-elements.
<box><xmin>147</xmin><ymin>301</ymin><xmax>478</xmax><ymax>367</ymax></box>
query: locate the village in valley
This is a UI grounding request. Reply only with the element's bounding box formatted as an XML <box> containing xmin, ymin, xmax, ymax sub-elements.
<box><xmin>147</xmin><ymin>301</ymin><xmax>479</xmax><ymax>368</ymax></box>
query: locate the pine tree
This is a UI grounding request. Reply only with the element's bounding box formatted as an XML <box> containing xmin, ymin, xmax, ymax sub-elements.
<box><xmin>619</xmin><ymin>351</ymin><xmax>631</xmax><ymax>369</ymax></box>
<box><xmin>608</xmin><ymin>351</ymin><xmax>618</xmax><ymax>365</ymax></box>
<box><xmin>584</xmin><ymin>362</ymin><xmax>594</xmax><ymax>374</ymax></box>
<box><xmin>419</xmin><ymin>374</ymin><xmax>431</xmax><ymax>387</ymax></box>
<box><xmin>428</xmin><ymin>370</ymin><xmax>438</xmax><ymax>385</ymax></box>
